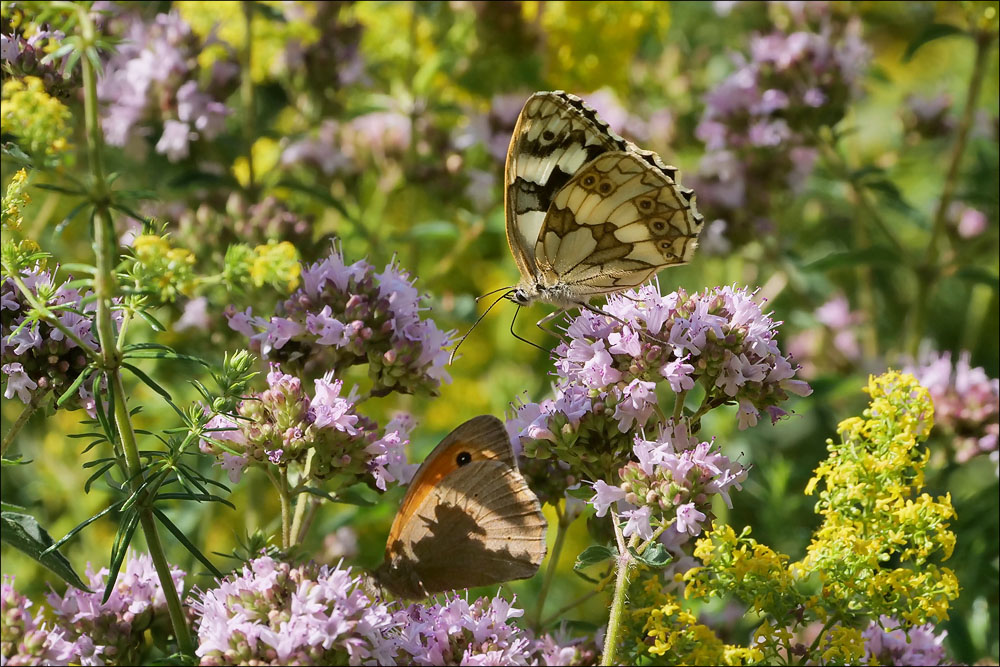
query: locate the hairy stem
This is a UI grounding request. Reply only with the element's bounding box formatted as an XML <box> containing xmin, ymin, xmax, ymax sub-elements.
<box><xmin>62</xmin><ymin>4</ymin><xmax>196</xmax><ymax>656</ymax></box>
<box><xmin>1</xmin><ymin>387</ymin><xmax>51</xmax><ymax>458</ymax></box>
<box><xmin>908</xmin><ymin>29</ymin><xmax>995</xmax><ymax>356</ymax></box>
<box><xmin>601</xmin><ymin>512</ymin><xmax>639</xmax><ymax>666</ymax></box>
<box><xmin>289</xmin><ymin>449</ymin><xmax>315</xmax><ymax>545</ymax></box>
<box><xmin>278</xmin><ymin>467</ymin><xmax>292</xmax><ymax>549</ymax></box>
<box><xmin>531</xmin><ymin>502</ymin><xmax>571</xmax><ymax>630</ymax></box>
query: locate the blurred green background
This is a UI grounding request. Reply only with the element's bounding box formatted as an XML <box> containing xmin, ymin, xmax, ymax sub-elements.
<box><xmin>2</xmin><ymin>1</ymin><xmax>997</xmax><ymax>662</ymax></box>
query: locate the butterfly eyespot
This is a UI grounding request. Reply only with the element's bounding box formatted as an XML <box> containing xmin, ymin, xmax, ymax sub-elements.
<box><xmin>650</xmin><ymin>220</ymin><xmax>666</xmax><ymax>232</ymax></box>
<box><xmin>456</xmin><ymin>451</ymin><xmax>472</xmax><ymax>466</ymax></box>
<box><xmin>598</xmin><ymin>180</ymin><xmax>613</xmax><ymax>194</ymax></box>
<box><xmin>541</xmin><ymin>130</ymin><xmax>556</xmax><ymax>141</ymax></box>
<box><xmin>582</xmin><ymin>175</ymin><xmax>597</xmax><ymax>187</ymax></box>
<box><xmin>638</xmin><ymin>198</ymin><xmax>654</xmax><ymax>210</ymax></box>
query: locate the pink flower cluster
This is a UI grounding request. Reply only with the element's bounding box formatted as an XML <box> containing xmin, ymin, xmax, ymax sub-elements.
<box><xmin>97</xmin><ymin>9</ymin><xmax>236</xmax><ymax>161</ymax></box>
<box><xmin>862</xmin><ymin>615</ymin><xmax>947</xmax><ymax>666</ymax></box>
<box><xmin>904</xmin><ymin>349</ymin><xmax>999</xmax><ymax>466</ymax></box>
<box><xmin>1</xmin><ymin>270</ymin><xmax>100</xmax><ymax>412</ymax></box>
<box><xmin>192</xmin><ymin>556</ymin><xmax>598</xmax><ymax>666</ymax></box>
<box><xmin>227</xmin><ymin>244</ymin><xmax>455</xmax><ymax>397</ymax></box>
<box><xmin>200</xmin><ymin>364</ymin><xmax>416</xmax><ymax>491</ymax></box>
<box><xmin>589</xmin><ymin>422</ymin><xmax>747</xmax><ymax>547</ymax></box>
<box><xmin>694</xmin><ymin>3</ymin><xmax>870</xmax><ymax>247</ymax></box>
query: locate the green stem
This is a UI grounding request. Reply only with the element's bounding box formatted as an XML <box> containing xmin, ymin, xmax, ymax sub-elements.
<box><xmin>814</xmin><ymin>131</ymin><xmax>905</xmax><ymax>256</ymax></box>
<box><xmin>289</xmin><ymin>449</ymin><xmax>315</xmax><ymax>545</ymax></box>
<box><xmin>908</xmin><ymin>29</ymin><xmax>995</xmax><ymax>356</ymax></box>
<box><xmin>531</xmin><ymin>502</ymin><xmax>570</xmax><ymax>630</ymax></box>
<box><xmin>601</xmin><ymin>512</ymin><xmax>639</xmax><ymax>666</ymax></box>
<box><xmin>278</xmin><ymin>467</ymin><xmax>292</xmax><ymax>549</ymax></box>
<box><xmin>671</xmin><ymin>390</ymin><xmax>687</xmax><ymax>422</ymax></box>
<box><xmin>63</xmin><ymin>4</ymin><xmax>196</xmax><ymax>656</ymax></box>
<box><xmin>241</xmin><ymin>1</ymin><xmax>257</xmax><ymax>196</ymax></box>
<box><xmin>1</xmin><ymin>386</ymin><xmax>51</xmax><ymax>458</ymax></box>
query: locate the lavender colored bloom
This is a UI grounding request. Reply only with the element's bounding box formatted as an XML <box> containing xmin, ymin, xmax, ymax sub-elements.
<box><xmin>949</xmin><ymin>202</ymin><xmax>990</xmax><ymax>239</ymax></box>
<box><xmin>904</xmin><ymin>350</ymin><xmax>999</xmax><ymax>466</ymax></box>
<box><xmin>621</xmin><ymin>506</ymin><xmax>654</xmax><ymax>540</ymax></box>
<box><xmin>2</xmin><ymin>270</ymin><xmax>99</xmax><ymax>411</ymax></box>
<box><xmin>97</xmin><ymin>9</ymin><xmax>236</xmax><ymax>161</ymax></box>
<box><xmin>2</xmin><ymin>577</ymin><xmax>82</xmax><ymax>666</ymax></box>
<box><xmin>862</xmin><ymin>616</ymin><xmax>947</xmax><ymax>666</ymax></box>
<box><xmin>312</xmin><ymin>373</ymin><xmax>360</xmax><ymax>434</ymax></box>
<box><xmin>45</xmin><ymin>552</ymin><xmax>185</xmax><ymax>666</ymax></box>
<box><xmin>229</xmin><ymin>243</ymin><xmax>455</xmax><ymax>396</ymax></box>
<box><xmin>590</xmin><ymin>480</ymin><xmax>627</xmax><ymax>517</ymax></box>
<box><xmin>154</xmin><ymin>119</ymin><xmax>194</xmax><ymax>161</ymax></box>
<box><xmin>199</xmin><ymin>364</ymin><xmax>414</xmax><ymax>490</ymax></box>
<box><xmin>193</xmin><ymin>557</ymin><xmax>396</xmax><ymax>666</ymax></box>
<box><xmin>392</xmin><ymin>593</ymin><xmax>534</xmax><ymax>666</ymax></box>
<box><xmin>693</xmin><ymin>8</ymin><xmax>870</xmax><ymax>247</ymax></box>
<box><xmin>588</xmin><ymin>425</ymin><xmax>748</xmax><ymax>548</ymax></box>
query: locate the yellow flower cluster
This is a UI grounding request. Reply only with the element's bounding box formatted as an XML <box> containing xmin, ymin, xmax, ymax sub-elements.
<box><xmin>250</xmin><ymin>240</ymin><xmax>301</xmax><ymax>292</ymax></box>
<box><xmin>636</xmin><ymin>372</ymin><xmax>958</xmax><ymax>665</ymax></box>
<box><xmin>131</xmin><ymin>234</ymin><xmax>197</xmax><ymax>303</ymax></box>
<box><xmin>798</xmin><ymin>371</ymin><xmax>959</xmax><ymax>625</ymax></box>
<box><xmin>2</xmin><ymin>169</ymin><xmax>31</xmax><ymax>232</ymax></box>
<box><xmin>176</xmin><ymin>1</ymin><xmax>319</xmax><ymax>82</ymax></box>
<box><xmin>687</xmin><ymin>524</ymin><xmax>804</xmax><ymax>618</ymax></box>
<box><xmin>521</xmin><ymin>1</ymin><xmax>670</xmax><ymax>91</ymax></box>
<box><xmin>1</xmin><ymin>77</ymin><xmax>72</xmax><ymax>159</ymax></box>
<box><xmin>628</xmin><ymin>577</ymin><xmax>764</xmax><ymax>666</ymax></box>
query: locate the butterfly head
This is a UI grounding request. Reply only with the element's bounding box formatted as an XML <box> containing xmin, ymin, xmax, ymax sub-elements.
<box><xmin>504</xmin><ymin>285</ymin><xmax>535</xmax><ymax>307</ymax></box>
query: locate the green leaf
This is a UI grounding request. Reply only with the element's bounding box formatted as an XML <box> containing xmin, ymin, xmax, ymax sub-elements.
<box><xmin>903</xmin><ymin>23</ymin><xmax>966</xmax><ymax>62</ymax></box>
<box><xmin>151</xmin><ymin>508</ymin><xmax>224</xmax><ymax>578</ymax></box>
<box><xmin>122</xmin><ymin>363</ymin><xmax>173</xmax><ymax>401</ymax></box>
<box><xmin>103</xmin><ymin>512</ymin><xmax>140</xmax><ymax>603</ymax></box>
<box><xmin>0</xmin><ymin>512</ymin><xmax>91</xmax><ymax>591</ymax></box>
<box><xmin>566</xmin><ymin>485</ymin><xmax>595</xmax><ymax>501</ymax></box>
<box><xmin>955</xmin><ymin>267</ymin><xmax>999</xmax><ymax>290</ymax></box>
<box><xmin>41</xmin><ymin>501</ymin><xmax>124</xmax><ymax>557</ymax></box>
<box><xmin>33</xmin><ymin>182</ymin><xmax>85</xmax><ymax>195</ymax></box>
<box><xmin>803</xmin><ymin>246</ymin><xmax>901</xmax><ymax>271</ymax></box>
<box><xmin>574</xmin><ymin>544</ymin><xmax>616</xmax><ymax>570</ymax></box>
<box><xmin>1</xmin><ymin>456</ymin><xmax>31</xmax><ymax>466</ymax></box>
<box><xmin>628</xmin><ymin>542</ymin><xmax>673</xmax><ymax>568</ymax></box>
<box><xmin>56</xmin><ymin>368</ymin><xmax>94</xmax><ymax>407</ymax></box>
<box><xmin>334</xmin><ymin>483</ymin><xmax>381</xmax><ymax>506</ymax></box>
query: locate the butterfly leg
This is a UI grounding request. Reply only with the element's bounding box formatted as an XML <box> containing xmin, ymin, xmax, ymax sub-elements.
<box><xmin>509</xmin><ymin>305</ymin><xmax>548</xmax><ymax>353</ymax></box>
<box><xmin>535</xmin><ymin>309</ymin><xmax>567</xmax><ymax>339</ymax></box>
<box><xmin>575</xmin><ymin>301</ymin><xmax>671</xmax><ymax>346</ymax></box>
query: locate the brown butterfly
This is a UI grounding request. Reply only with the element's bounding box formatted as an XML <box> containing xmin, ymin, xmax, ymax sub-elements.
<box><xmin>373</xmin><ymin>415</ymin><xmax>547</xmax><ymax>599</ymax></box>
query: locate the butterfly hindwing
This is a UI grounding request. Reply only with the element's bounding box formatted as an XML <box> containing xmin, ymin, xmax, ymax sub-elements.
<box><xmin>377</xmin><ymin>415</ymin><xmax>546</xmax><ymax>600</ymax></box>
<box><xmin>505</xmin><ymin>92</ymin><xmax>627</xmax><ymax>282</ymax></box>
<box><xmin>535</xmin><ymin>151</ymin><xmax>704</xmax><ymax>296</ymax></box>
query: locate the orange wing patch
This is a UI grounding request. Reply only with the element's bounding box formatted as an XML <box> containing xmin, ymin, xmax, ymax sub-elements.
<box><xmin>386</xmin><ymin>440</ymin><xmax>502</xmax><ymax>550</ymax></box>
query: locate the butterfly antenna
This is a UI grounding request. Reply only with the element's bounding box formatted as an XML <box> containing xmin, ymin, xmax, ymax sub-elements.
<box><xmin>449</xmin><ymin>290</ymin><xmax>514</xmax><ymax>365</ymax></box>
<box><xmin>509</xmin><ymin>305</ymin><xmax>547</xmax><ymax>353</ymax></box>
<box><xmin>475</xmin><ymin>285</ymin><xmax>515</xmax><ymax>303</ymax></box>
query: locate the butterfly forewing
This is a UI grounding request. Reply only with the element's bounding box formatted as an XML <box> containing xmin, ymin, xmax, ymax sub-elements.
<box><xmin>504</xmin><ymin>91</ymin><xmax>704</xmax><ymax>305</ymax></box>
<box><xmin>505</xmin><ymin>92</ymin><xmax>628</xmax><ymax>282</ymax></box>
